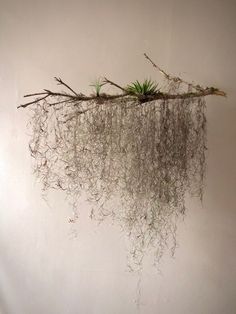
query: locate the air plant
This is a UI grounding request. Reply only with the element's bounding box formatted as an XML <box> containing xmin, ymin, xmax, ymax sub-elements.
<box><xmin>126</xmin><ymin>79</ymin><xmax>159</xmax><ymax>96</ymax></box>
<box><xmin>90</xmin><ymin>78</ymin><xmax>106</xmax><ymax>96</ymax></box>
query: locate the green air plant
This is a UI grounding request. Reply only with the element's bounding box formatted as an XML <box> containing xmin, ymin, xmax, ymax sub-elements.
<box><xmin>126</xmin><ymin>79</ymin><xmax>158</xmax><ymax>96</ymax></box>
<box><xmin>90</xmin><ymin>78</ymin><xmax>106</xmax><ymax>96</ymax></box>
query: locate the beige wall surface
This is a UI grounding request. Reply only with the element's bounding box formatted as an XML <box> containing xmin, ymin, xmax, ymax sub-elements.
<box><xmin>0</xmin><ymin>0</ymin><xmax>236</xmax><ymax>313</ymax></box>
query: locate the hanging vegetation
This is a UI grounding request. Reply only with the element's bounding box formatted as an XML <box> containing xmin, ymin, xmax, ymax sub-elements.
<box><xmin>18</xmin><ymin>54</ymin><xmax>225</xmax><ymax>269</ymax></box>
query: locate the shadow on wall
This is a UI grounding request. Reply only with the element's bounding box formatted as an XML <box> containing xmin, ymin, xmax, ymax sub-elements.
<box><xmin>0</xmin><ymin>248</ymin><xmax>18</xmax><ymax>314</ymax></box>
<box><xmin>0</xmin><ymin>289</ymin><xmax>10</xmax><ymax>314</ymax></box>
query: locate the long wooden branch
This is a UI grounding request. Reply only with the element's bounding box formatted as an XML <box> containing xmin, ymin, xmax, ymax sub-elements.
<box><xmin>17</xmin><ymin>86</ymin><xmax>226</xmax><ymax>109</ymax></box>
<box><xmin>18</xmin><ymin>55</ymin><xmax>226</xmax><ymax>109</ymax></box>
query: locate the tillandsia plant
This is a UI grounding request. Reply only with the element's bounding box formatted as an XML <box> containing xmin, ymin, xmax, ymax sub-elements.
<box><xmin>90</xmin><ymin>78</ymin><xmax>106</xmax><ymax>96</ymax></box>
<box><xmin>126</xmin><ymin>79</ymin><xmax>159</xmax><ymax>96</ymax></box>
<box><xmin>18</xmin><ymin>53</ymin><xmax>226</xmax><ymax>270</ymax></box>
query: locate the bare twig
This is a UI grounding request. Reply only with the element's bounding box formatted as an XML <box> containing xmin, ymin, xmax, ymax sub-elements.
<box><xmin>144</xmin><ymin>53</ymin><xmax>205</xmax><ymax>91</ymax></box>
<box><xmin>24</xmin><ymin>92</ymin><xmax>48</xmax><ymax>98</ymax></box>
<box><xmin>17</xmin><ymin>95</ymin><xmax>50</xmax><ymax>108</ymax></box>
<box><xmin>54</xmin><ymin>77</ymin><xmax>79</xmax><ymax>96</ymax></box>
<box><xmin>103</xmin><ymin>77</ymin><xmax>128</xmax><ymax>93</ymax></box>
<box><xmin>48</xmin><ymin>98</ymin><xmax>78</xmax><ymax>107</ymax></box>
<box><xmin>144</xmin><ymin>53</ymin><xmax>171</xmax><ymax>80</ymax></box>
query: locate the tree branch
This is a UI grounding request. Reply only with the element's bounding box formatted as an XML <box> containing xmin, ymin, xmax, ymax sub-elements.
<box><xmin>17</xmin><ymin>86</ymin><xmax>226</xmax><ymax>109</ymax></box>
<box><xmin>18</xmin><ymin>56</ymin><xmax>226</xmax><ymax>110</ymax></box>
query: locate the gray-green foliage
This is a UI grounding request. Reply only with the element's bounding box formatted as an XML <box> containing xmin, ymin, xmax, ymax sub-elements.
<box><xmin>90</xmin><ymin>78</ymin><xmax>106</xmax><ymax>96</ymax></box>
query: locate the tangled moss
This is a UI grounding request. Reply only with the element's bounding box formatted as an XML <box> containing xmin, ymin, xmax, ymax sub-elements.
<box><xmin>28</xmin><ymin>87</ymin><xmax>206</xmax><ymax>269</ymax></box>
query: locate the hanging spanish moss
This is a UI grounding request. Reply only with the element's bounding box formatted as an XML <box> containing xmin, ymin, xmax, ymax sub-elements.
<box><xmin>18</xmin><ymin>54</ymin><xmax>225</xmax><ymax>269</ymax></box>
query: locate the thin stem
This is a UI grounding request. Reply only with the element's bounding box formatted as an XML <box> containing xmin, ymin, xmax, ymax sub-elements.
<box><xmin>144</xmin><ymin>53</ymin><xmax>170</xmax><ymax>80</ymax></box>
<box><xmin>103</xmin><ymin>77</ymin><xmax>128</xmax><ymax>93</ymax></box>
<box><xmin>24</xmin><ymin>92</ymin><xmax>48</xmax><ymax>98</ymax></box>
<box><xmin>143</xmin><ymin>53</ymin><xmax>204</xmax><ymax>91</ymax></box>
<box><xmin>54</xmin><ymin>77</ymin><xmax>79</xmax><ymax>96</ymax></box>
<box><xmin>17</xmin><ymin>95</ymin><xmax>50</xmax><ymax>108</ymax></box>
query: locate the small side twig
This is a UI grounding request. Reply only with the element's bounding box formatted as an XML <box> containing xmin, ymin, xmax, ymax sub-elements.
<box><xmin>55</xmin><ymin>77</ymin><xmax>79</xmax><ymax>96</ymax></box>
<box><xmin>103</xmin><ymin>77</ymin><xmax>128</xmax><ymax>93</ymax></box>
<box><xmin>144</xmin><ymin>53</ymin><xmax>204</xmax><ymax>91</ymax></box>
<box><xmin>144</xmin><ymin>53</ymin><xmax>170</xmax><ymax>80</ymax></box>
<box><xmin>17</xmin><ymin>95</ymin><xmax>50</xmax><ymax>108</ymax></box>
<box><xmin>24</xmin><ymin>92</ymin><xmax>48</xmax><ymax>98</ymax></box>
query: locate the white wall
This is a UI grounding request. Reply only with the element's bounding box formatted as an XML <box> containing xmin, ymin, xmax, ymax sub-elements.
<box><xmin>0</xmin><ymin>0</ymin><xmax>236</xmax><ymax>313</ymax></box>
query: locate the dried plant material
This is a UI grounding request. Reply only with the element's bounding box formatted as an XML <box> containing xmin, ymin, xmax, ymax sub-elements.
<box><xmin>19</xmin><ymin>54</ymin><xmax>225</xmax><ymax>269</ymax></box>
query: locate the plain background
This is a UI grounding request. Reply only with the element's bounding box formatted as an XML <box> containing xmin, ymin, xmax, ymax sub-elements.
<box><xmin>0</xmin><ymin>0</ymin><xmax>236</xmax><ymax>313</ymax></box>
